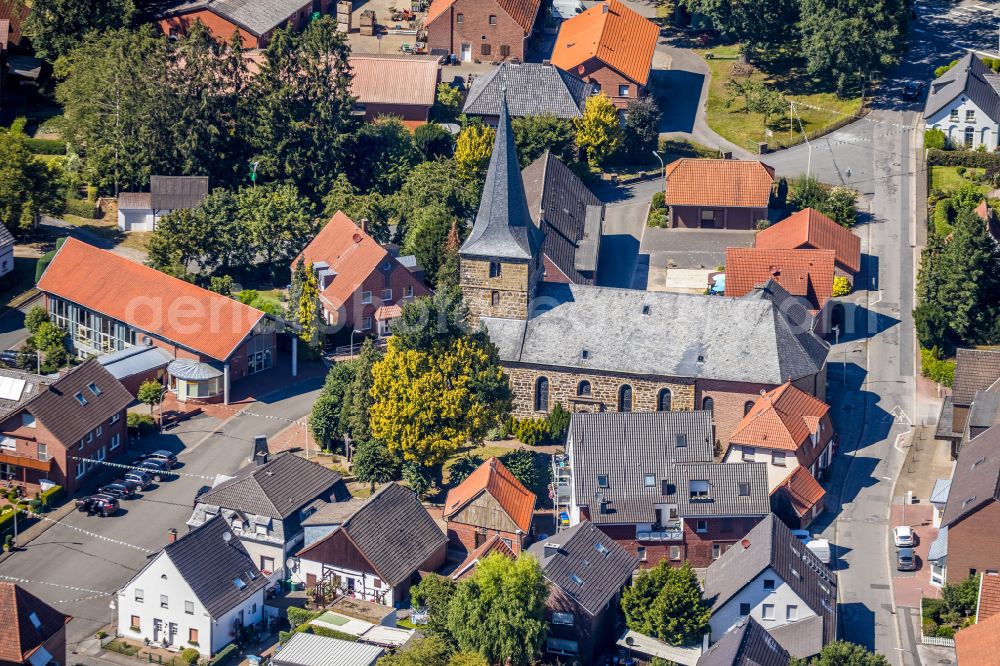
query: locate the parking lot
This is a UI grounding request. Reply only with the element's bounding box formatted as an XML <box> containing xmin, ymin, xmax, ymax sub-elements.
<box><xmin>0</xmin><ymin>378</ymin><xmax>323</xmax><ymax>655</ymax></box>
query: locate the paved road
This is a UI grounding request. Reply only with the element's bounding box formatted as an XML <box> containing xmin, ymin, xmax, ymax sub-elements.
<box><xmin>0</xmin><ymin>378</ymin><xmax>322</xmax><ymax>655</ymax></box>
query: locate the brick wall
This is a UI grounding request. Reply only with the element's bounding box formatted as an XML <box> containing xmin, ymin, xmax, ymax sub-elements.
<box><xmin>332</xmin><ymin>262</ymin><xmax>430</xmax><ymax>334</ymax></box>
<box><xmin>426</xmin><ymin>0</ymin><xmax>535</xmax><ymax>61</ymax></box>
<box><xmin>596</xmin><ymin>517</ymin><xmax>763</xmax><ymax>568</ymax></box>
<box><xmin>362</xmin><ymin>102</ymin><xmax>432</xmax><ymax>123</ymax></box>
<box><xmin>574</xmin><ymin>58</ymin><xmax>646</xmax><ymax>109</ymax></box>
<box><xmin>947</xmin><ymin>504</ymin><xmax>1000</xmax><ymax>583</ymax></box>
<box><xmin>447</xmin><ymin>520</ymin><xmax>523</xmax><ymax>555</ymax></box>
<box><xmin>669</xmin><ymin>205</ymin><xmax>767</xmax><ymax>230</ymax></box>
<box><xmin>157</xmin><ymin>12</ymin><xmax>260</xmax><ymax>48</ymax></box>
<box><xmin>460</xmin><ymin>255</ymin><xmax>540</xmax><ymax>324</ymax></box>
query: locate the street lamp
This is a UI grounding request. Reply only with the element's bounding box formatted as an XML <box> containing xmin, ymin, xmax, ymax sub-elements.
<box><xmin>349</xmin><ymin>329</ymin><xmax>363</xmax><ymax>358</ymax></box>
<box><xmin>651</xmin><ymin>150</ymin><xmax>665</xmax><ymax>189</ymax></box>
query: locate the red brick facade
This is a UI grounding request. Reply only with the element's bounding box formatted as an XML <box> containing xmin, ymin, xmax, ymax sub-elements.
<box><xmin>156</xmin><ymin>0</ymin><xmax>324</xmax><ymax>48</ymax></box>
<box><xmin>447</xmin><ymin>520</ymin><xmax>524</xmax><ymax>555</ymax></box>
<box><xmin>670</xmin><ymin>204</ymin><xmax>768</xmax><ymax>230</ymax></box>
<box><xmin>544</xmin><ymin>585</ymin><xmax>619</xmax><ymax>664</ymax></box>
<box><xmin>425</xmin><ymin>0</ymin><xmax>537</xmax><ymax>62</ymax></box>
<box><xmin>947</xmin><ymin>503</ymin><xmax>1000</xmax><ymax>583</ymax></box>
<box><xmin>571</xmin><ymin>57</ymin><xmax>646</xmax><ymax>109</ymax></box>
<box><xmin>596</xmin><ymin>516</ymin><xmax>764</xmax><ymax>569</ymax></box>
<box><xmin>331</xmin><ymin>264</ymin><xmax>429</xmax><ymax>335</ymax></box>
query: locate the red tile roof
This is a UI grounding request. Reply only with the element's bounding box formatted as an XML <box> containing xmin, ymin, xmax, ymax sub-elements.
<box><xmin>957</xmin><ymin>612</ymin><xmax>1000</xmax><ymax>665</ymax></box>
<box><xmin>754</xmin><ymin>208</ymin><xmax>862</xmax><ymax>275</ymax></box>
<box><xmin>0</xmin><ymin>1</ymin><xmax>28</xmax><ymax>48</ymax></box>
<box><xmin>444</xmin><ymin>457</ymin><xmax>535</xmax><ymax>533</ymax></box>
<box><xmin>0</xmin><ymin>583</ymin><xmax>71</xmax><ymax>663</ymax></box>
<box><xmin>979</xmin><ymin>574</ymin><xmax>1000</xmax><ymax>622</ymax></box>
<box><xmin>664</xmin><ymin>158</ymin><xmax>775</xmax><ymax>208</ymax></box>
<box><xmin>725</xmin><ymin>247</ymin><xmax>836</xmax><ymax>310</ymax></box>
<box><xmin>550</xmin><ymin>0</ymin><xmax>659</xmax><ymax>86</ymax></box>
<box><xmin>729</xmin><ymin>381</ymin><xmax>831</xmax><ymax>453</ymax></box>
<box><xmin>37</xmin><ymin>238</ymin><xmax>264</xmax><ymax>362</ymax></box>
<box><xmin>374</xmin><ymin>305</ymin><xmax>403</xmax><ymax>320</ymax></box>
<box><xmin>0</xmin><ymin>19</ymin><xmax>9</xmax><ymax>51</ymax></box>
<box><xmin>294</xmin><ymin>212</ymin><xmax>428</xmax><ymax>313</ymax></box>
<box><xmin>426</xmin><ymin>0</ymin><xmax>541</xmax><ymax>33</ymax></box>
<box><xmin>450</xmin><ymin>534</ymin><xmax>517</xmax><ymax>580</ymax></box>
<box><xmin>772</xmin><ymin>466</ymin><xmax>826</xmax><ymax>517</ymax></box>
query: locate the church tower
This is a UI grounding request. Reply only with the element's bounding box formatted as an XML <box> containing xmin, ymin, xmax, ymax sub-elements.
<box><xmin>459</xmin><ymin>97</ymin><xmax>545</xmax><ymax>325</ymax></box>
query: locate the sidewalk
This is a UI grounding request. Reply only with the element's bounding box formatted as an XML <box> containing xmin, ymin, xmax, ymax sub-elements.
<box><xmin>0</xmin><ymin>498</ymin><xmax>78</xmax><ymax>564</ymax></box>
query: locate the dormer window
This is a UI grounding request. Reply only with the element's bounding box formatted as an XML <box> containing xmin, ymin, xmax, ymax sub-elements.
<box><xmin>690</xmin><ymin>480</ymin><xmax>710</xmax><ymax>498</ymax></box>
<box><xmin>87</xmin><ymin>382</ymin><xmax>102</xmax><ymax>396</ymax></box>
<box><xmin>738</xmin><ymin>482</ymin><xmax>750</xmax><ymax>496</ymax></box>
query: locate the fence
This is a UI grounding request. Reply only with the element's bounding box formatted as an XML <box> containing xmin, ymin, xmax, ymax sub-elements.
<box><xmin>919</xmin><ymin>598</ymin><xmax>957</xmax><ymax>648</ymax></box>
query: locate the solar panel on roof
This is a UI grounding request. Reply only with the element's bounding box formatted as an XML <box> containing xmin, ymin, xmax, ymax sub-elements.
<box><xmin>0</xmin><ymin>376</ymin><xmax>25</xmax><ymax>401</ymax></box>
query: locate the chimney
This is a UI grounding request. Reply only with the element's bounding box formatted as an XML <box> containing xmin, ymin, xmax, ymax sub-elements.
<box><xmin>360</xmin><ymin>218</ymin><xmax>370</xmax><ymax>235</ymax></box>
<box><xmin>255</xmin><ymin>451</ymin><xmax>268</xmax><ymax>466</ymax></box>
<box><xmin>741</xmin><ymin>538</ymin><xmax>751</xmax><ymax>550</ymax></box>
<box><xmin>721</xmin><ymin>151</ymin><xmax>733</xmax><ymax>159</ymax></box>
<box><xmin>542</xmin><ymin>59</ymin><xmax>551</xmax><ymax>66</ymax></box>
<box><xmin>543</xmin><ymin>543</ymin><xmax>560</xmax><ymax>558</ymax></box>
<box><xmin>168</xmin><ymin>528</ymin><xmax>178</xmax><ymax>544</ymax></box>
<box><xmin>602</xmin><ymin>2</ymin><xmax>608</xmax><ymax>12</ymax></box>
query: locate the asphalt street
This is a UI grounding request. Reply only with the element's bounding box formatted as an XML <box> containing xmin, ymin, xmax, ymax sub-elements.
<box><xmin>0</xmin><ymin>377</ymin><xmax>322</xmax><ymax>654</ymax></box>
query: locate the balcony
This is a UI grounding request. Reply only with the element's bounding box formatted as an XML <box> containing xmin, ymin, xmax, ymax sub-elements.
<box><xmin>636</xmin><ymin>522</ymin><xmax>683</xmax><ymax>542</ymax></box>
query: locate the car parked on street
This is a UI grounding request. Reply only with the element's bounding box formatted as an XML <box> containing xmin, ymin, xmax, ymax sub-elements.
<box><xmin>76</xmin><ymin>494</ymin><xmax>119</xmax><ymax>517</ymax></box>
<box><xmin>893</xmin><ymin>525</ymin><xmax>915</xmax><ymax>548</ymax></box>
<box><xmin>901</xmin><ymin>81</ymin><xmax>924</xmax><ymax>101</ymax></box>
<box><xmin>897</xmin><ymin>547</ymin><xmax>917</xmax><ymax>571</ymax></box>
<box><xmin>98</xmin><ymin>482</ymin><xmax>136</xmax><ymax>499</ymax></box>
<box><xmin>124</xmin><ymin>470</ymin><xmax>153</xmax><ymax>490</ymax></box>
<box><xmin>140</xmin><ymin>450</ymin><xmax>177</xmax><ymax>469</ymax></box>
<box><xmin>135</xmin><ymin>458</ymin><xmax>169</xmax><ymax>480</ymax></box>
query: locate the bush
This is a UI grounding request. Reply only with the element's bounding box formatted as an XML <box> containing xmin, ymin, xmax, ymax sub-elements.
<box><xmin>933</xmin><ymin>198</ymin><xmax>953</xmax><ymax>236</ymax></box>
<box><xmin>651</xmin><ymin>191</ymin><xmax>666</xmax><ymax>209</ymax></box>
<box><xmin>127</xmin><ymin>413</ymin><xmax>156</xmax><ymax>434</ymax></box>
<box><xmin>310</xmin><ymin>625</ymin><xmax>357</xmax><ymax>641</ymax></box>
<box><xmin>646</xmin><ymin>207</ymin><xmax>668</xmax><ymax>228</ymax></box>
<box><xmin>513</xmin><ymin>418</ymin><xmax>550</xmax><ymax>446</ymax></box>
<box><xmin>924</xmin><ymin>128</ymin><xmax>947</xmax><ymax>151</ymax></box>
<box><xmin>286</xmin><ymin>607</ymin><xmax>322</xmax><ymax>628</ymax></box>
<box><xmin>832</xmin><ymin>276</ymin><xmax>851</xmax><ymax>297</ymax></box>
<box><xmin>23</xmin><ymin>138</ymin><xmax>66</xmax><ymax>155</ymax></box>
<box><xmin>208</xmin><ymin>643</ymin><xmax>239</xmax><ymax>666</ymax></box>
<box><xmin>39</xmin><ymin>485</ymin><xmax>63</xmax><ymax>507</ymax></box>
<box><xmin>180</xmin><ymin>648</ymin><xmax>199</xmax><ymax>665</ymax></box>
<box><xmin>921</xmin><ymin>347</ymin><xmax>955</xmax><ymax>387</ymax></box>
<box><xmin>64</xmin><ymin>198</ymin><xmax>97</xmax><ymax>219</ymax></box>
<box><xmin>546</xmin><ymin>403</ymin><xmax>570</xmax><ymax>443</ymax></box>
<box><xmin>414</xmin><ymin>123</ymin><xmax>454</xmax><ymax>159</ymax></box>
<box><xmin>928</xmin><ymin>148</ymin><xmax>1000</xmax><ymax>169</ymax></box>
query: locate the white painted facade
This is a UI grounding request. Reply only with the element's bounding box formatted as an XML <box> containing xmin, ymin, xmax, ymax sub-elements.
<box><xmin>0</xmin><ymin>241</ymin><xmax>13</xmax><ymax>278</ymax></box>
<box><xmin>117</xmin><ymin>208</ymin><xmax>165</xmax><ymax>233</ymax></box>
<box><xmin>722</xmin><ymin>445</ymin><xmax>799</xmax><ymax>491</ymax></box>
<box><xmin>116</xmin><ymin>552</ymin><xmax>264</xmax><ymax>656</ymax></box>
<box><xmin>295</xmin><ymin>555</ymin><xmax>398</xmax><ymax>608</ymax></box>
<box><xmin>926</xmin><ymin>95</ymin><xmax>998</xmax><ymax>149</ymax></box>
<box><xmin>709</xmin><ymin>566</ymin><xmax>823</xmax><ymax>643</ymax></box>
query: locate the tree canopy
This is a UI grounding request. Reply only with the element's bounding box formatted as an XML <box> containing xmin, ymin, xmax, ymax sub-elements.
<box><xmin>790</xmin><ymin>640</ymin><xmax>890</xmax><ymax>666</ymax></box>
<box><xmin>23</xmin><ymin>0</ymin><xmax>135</xmax><ymax>61</ymax></box>
<box><xmin>575</xmin><ymin>94</ymin><xmax>623</xmax><ymax>168</ymax></box>
<box><xmin>0</xmin><ymin>124</ymin><xmax>65</xmax><ymax>230</ymax></box>
<box><xmin>621</xmin><ymin>560</ymin><xmax>710</xmax><ymax>645</ymax></box>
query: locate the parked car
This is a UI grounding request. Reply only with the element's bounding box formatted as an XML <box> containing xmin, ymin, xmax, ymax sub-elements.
<box><xmin>76</xmin><ymin>494</ymin><xmax>119</xmax><ymax>516</ymax></box>
<box><xmin>141</xmin><ymin>450</ymin><xmax>178</xmax><ymax>469</ymax></box>
<box><xmin>897</xmin><ymin>547</ymin><xmax>917</xmax><ymax>571</ymax></box>
<box><xmin>0</xmin><ymin>350</ymin><xmax>24</xmax><ymax>369</ymax></box>
<box><xmin>893</xmin><ymin>525</ymin><xmax>915</xmax><ymax>548</ymax></box>
<box><xmin>136</xmin><ymin>459</ymin><xmax>169</xmax><ymax>480</ymax></box>
<box><xmin>75</xmin><ymin>496</ymin><xmax>98</xmax><ymax>512</ymax></box>
<box><xmin>98</xmin><ymin>482</ymin><xmax>136</xmax><ymax>499</ymax></box>
<box><xmin>193</xmin><ymin>485</ymin><xmax>212</xmax><ymax>507</ymax></box>
<box><xmin>791</xmin><ymin>530</ymin><xmax>832</xmax><ymax>565</ymax></box>
<box><xmin>124</xmin><ymin>470</ymin><xmax>153</xmax><ymax>490</ymax></box>
<box><xmin>902</xmin><ymin>81</ymin><xmax>924</xmax><ymax>101</ymax></box>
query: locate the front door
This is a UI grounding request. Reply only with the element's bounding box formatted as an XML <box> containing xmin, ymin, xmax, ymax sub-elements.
<box><xmin>461</xmin><ymin>43</ymin><xmax>471</xmax><ymax>61</ymax></box>
<box><xmin>153</xmin><ymin>619</ymin><xmax>162</xmax><ymax>643</ymax></box>
<box><xmin>307</xmin><ymin>573</ymin><xmax>317</xmax><ymax>588</ymax></box>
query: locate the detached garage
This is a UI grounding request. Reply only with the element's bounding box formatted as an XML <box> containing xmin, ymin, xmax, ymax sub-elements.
<box><xmin>116</xmin><ymin>176</ymin><xmax>209</xmax><ymax>232</ymax></box>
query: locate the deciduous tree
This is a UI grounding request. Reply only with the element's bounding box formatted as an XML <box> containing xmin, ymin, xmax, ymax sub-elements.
<box><xmin>575</xmin><ymin>94</ymin><xmax>623</xmax><ymax>168</ymax></box>
<box><xmin>414</xmin><ymin>123</ymin><xmax>455</xmax><ymax>160</ymax></box>
<box><xmin>137</xmin><ymin>380</ymin><xmax>166</xmax><ymax>419</ymax></box>
<box><xmin>0</xmin><ymin>126</ymin><xmax>64</xmax><ymax>230</ymax></box>
<box><xmin>445</xmin><ymin>554</ymin><xmax>548</xmax><ymax>665</ymax></box>
<box><xmin>622</xmin><ymin>561</ymin><xmax>710</xmax><ymax>645</ymax></box>
<box><xmin>790</xmin><ymin>640</ymin><xmax>890</xmax><ymax>666</ymax></box>
<box><xmin>512</xmin><ymin>114</ymin><xmax>576</xmax><ymax>167</ymax></box>
<box><xmin>402</xmin><ymin>203</ymin><xmax>457</xmax><ymax>286</ymax></box>
<box><xmin>346</xmin><ymin>117</ymin><xmax>421</xmax><ymax>194</ymax></box>
<box><xmin>23</xmin><ymin>0</ymin><xmax>135</xmax><ymax>61</ymax></box>
<box><xmin>682</xmin><ymin>0</ymin><xmax>798</xmax><ymax>62</ymax></box>
<box><xmin>309</xmin><ymin>361</ymin><xmax>358</xmax><ymax>450</ymax></box>
<box><xmin>297</xmin><ymin>263</ymin><xmax>322</xmax><ymax>351</ymax></box>
<box><xmin>454</xmin><ymin>124</ymin><xmax>495</xmax><ymax>182</ymax></box>
<box><xmin>410</xmin><ymin>574</ymin><xmax>457</xmax><ymax>637</ymax></box>
<box><xmin>621</xmin><ymin>96</ymin><xmax>662</xmax><ymax>161</ymax></box>
<box><xmin>236</xmin><ymin>183</ymin><xmax>317</xmax><ymax>273</ymax></box>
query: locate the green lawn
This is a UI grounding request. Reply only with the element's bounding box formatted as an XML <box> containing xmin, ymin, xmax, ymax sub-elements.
<box><xmin>699</xmin><ymin>44</ymin><xmax>864</xmax><ymax>152</ymax></box>
<box><xmin>930</xmin><ymin>166</ymin><xmax>992</xmax><ymax>195</ymax></box>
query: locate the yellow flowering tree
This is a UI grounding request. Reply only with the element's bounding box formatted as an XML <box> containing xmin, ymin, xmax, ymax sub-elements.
<box><xmin>454</xmin><ymin>124</ymin><xmax>495</xmax><ymax>182</ymax></box>
<box><xmin>575</xmin><ymin>93</ymin><xmax>623</xmax><ymax>168</ymax></box>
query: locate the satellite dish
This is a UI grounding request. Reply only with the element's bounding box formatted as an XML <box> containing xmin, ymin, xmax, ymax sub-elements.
<box><xmin>285</xmin><ymin>557</ymin><xmax>296</xmax><ymax>571</ymax></box>
<box><xmin>222</xmin><ymin>532</ymin><xmax>232</xmax><ymax>543</ymax></box>
<box><xmin>625</xmin><ymin>636</ymin><xmax>635</xmax><ymax>646</ymax></box>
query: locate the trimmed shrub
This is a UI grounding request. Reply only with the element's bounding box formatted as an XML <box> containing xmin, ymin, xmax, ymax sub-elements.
<box><xmin>928</xmin><ymin>149</ymin><xmax>1000</xmax><ymax>169</ymax></box>
<box><xmin>933</xmin><ymin>198</ymin><xmax>953</xmax><ymax>236</ymax></box>
<box><xmin>514</xmin><ymin>418</ymin><xmax>550</xmax><ymax>446</ymax></box>
<box><xmin>310</xmin><ymin>625</ymin><xmax>357</xmax><ymax>641</ymax></box>
<box><xmin>64</xmin><ymin>198</ymin><xmax>97</xmax><ymax>219</ymax></box>
<box><xmin>23</xmin><ymin>138</ymin><xmax>66</xmax><ymax>155</ymax></box>
<box><xmin>180</xmin><ymin>648</ymin><xmax>199</xmax><ymax>665</ymax></box>
<box><xmin>921</xmin><ymin>347</ymin><xmax>955</xmax><ymax>387</ymax></box>
<box><xmin>924</xmin><ymin>128</ymin><xmax>947</xmax><ymax>151</ymax></box>
<box><xmin>127</xmin><ymin>413</ymin><xmax>156</xmax><ymax>434</ymax></box>
<box><xmin>832</xmin><ymin>276</ymin><xmax>851</xmax><ymax>297</ymax></box>
<box><xmin>208</xmin><ymin>643</ymin><xmax>239</xmax><ymax>666</ymax></box>
<box><xmin>286</xmin><ymin>607</ymin><xmax>321</xmax><ymax>628</ymax></box>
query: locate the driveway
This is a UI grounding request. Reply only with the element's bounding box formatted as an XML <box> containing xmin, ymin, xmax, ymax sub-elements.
<box><xmin>0</xmin><ymin>377</ymin><xmax>323</xmax><ymax>656</ymax></box>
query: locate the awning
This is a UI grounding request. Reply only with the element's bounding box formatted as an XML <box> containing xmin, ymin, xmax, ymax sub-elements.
<box><xmin>167</xmin><ymin>359</ymin><xmax>223</xmax><ymax>381</ymax></box>
<box><xmin>374</xmin><ymin>305</ymin><xmax>403</xmax><ymax>321</ymax></box>
<box><xmin>930</xmin><ymin>479</ymin><xmax>951</xmax><ymax>506</ymax></box>
<box><xmin>928</xmin><ymin>526</ymin><xmax>948</xmax><ymax>562</ymax></box>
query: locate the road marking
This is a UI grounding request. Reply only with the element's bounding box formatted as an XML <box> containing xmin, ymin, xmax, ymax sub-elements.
<box><xmin>893</xmin><ymin>431</ymin><xmax>910</xmax><ymax>454</ymax></box>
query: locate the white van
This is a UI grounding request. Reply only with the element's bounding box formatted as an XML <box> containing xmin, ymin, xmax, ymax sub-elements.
<box><xmin>552</xmin><ymin>0</ymin><xmax>585</xmax><ymax>20</ymax></box>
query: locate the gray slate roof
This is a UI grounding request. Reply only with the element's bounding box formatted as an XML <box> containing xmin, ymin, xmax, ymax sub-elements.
<box><xmin>924</xmin><ymin>51</ymin><xmax>1000</xmax><ymax>123</ymax></box>
<box><xmin>196</xmin><ymin>453</ymin><xmax>348</xmax><ymax>520</ymax></box>
<box><xmin>163</xmin><ymin>515</ymin><xmax>267</xmax><ymax>619</ymax></box>
<box><xmin>21</xmin><ymin>358</ymin><xmax>133</xmax><ymax>446</ymax></box>
<box><xmin>969</xmin><ymin>389</ymin><xmax>1000</xmax><ymax>430</ymax></box>
<box><xmin>569</xmin><ymin>411</ymin><xmax>714</xmax><ymax>524</ymax></box>
<box><xmin>697</xmin><ymin>617</ymin><xmax>790</xmax><ymax>666</ymax></box>
<box><xmin>97</xmin><ymin>345</ymin><xmax>174</xmax><ymax>380</ymax></box>
<box><xmin>674</xmin><ymin>463</ymin><xmax>770</xmax><ymax>518</ymax></box>
<box><xmin>0</xmin><ymin>368</ymin><xmax>51</xmax><ymax>421</ymax></box>
<box><xmin>298</xmin><ymin>483</ymin><xmax>447</xmax><ymax>587</ymax></box>
<box><xmin>941</xmin><ymin>425</ymin><xmax>1000</xmax><ymax>526</ymax></box>
<box><xmin>482</xmin><ymin>281</ymin><xmax>829</xmax><ymax>385</ymax></box>
<box><xmin>116</xmin><ymin>192</ymin><xmax>151</xmax><ymax>211</ymax></box>
<box><xmin>527</xmin><ymin>521</ymin><xmax>637</xmax><ymax>616</ymax></box>
<box><xmin>522</xmin><ymin>152</ymin><xmax>603</xmax><ymax>284</ymax></box>
<box><xmin>460</xmin><ymin>98</ymin><xmax>545</xmax><ymax>261</ymax></box>
<box><xmin>952</xmin><ymin>348</ymin><xmax>1000</xmax><ymax>404</ymax></box>
<box><xmin>463</xmin><ymin>62</ymin><xmax>594</xmax><ymax>119</ymax></box>
<box><xmin>704</xmin><ymin>515</ymin><xmax>837</xmax><ymax>655</ymax></box>
<box><xmin>0</xmin><ymin>223</ymin><xmax>14</xmax><ymax>248</ymax></box>
<box><xmin>150</xmin><ymin>176</ymin><xmax>209</xmax><ymax>211</ymax></box>
<box><xmin>156</xmin><ymin>0</ymin><xmax>309</xmax><ymax>36</ymax></box>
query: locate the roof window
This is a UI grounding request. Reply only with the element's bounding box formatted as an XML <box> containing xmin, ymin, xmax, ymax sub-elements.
<box><xmin>569</xmin><ymin>574</ymin><xmax>583</xmax><ymax>586</ymax></box>
<box><xmin>87</xmin><ymin>382</ymin><xmax>102</xmax><ymax>396</ymax></box>
<box><xmin>74</xmin><ymin>392</ymin><xmax>88</xmax><ymax>406</ymax></box>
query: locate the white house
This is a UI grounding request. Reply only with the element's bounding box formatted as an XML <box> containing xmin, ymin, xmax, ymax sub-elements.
<box><xmin>116</xmin><ymin>516</ymin><xmax>267</xmax><ymax>657</ymax></box>
<box><xmin>0</xmin><ymin>224</ymin><xmax>14</xmax><ymax>279</ymax></box>
<box><xmin>702</xmin><ymin>515</ymin><xmax>837</xmax><ymax>660</ymax></box>
<box><xmin>924</xmin><ymin>51</ymin><xmax>1000</xmax><ymax>150</ymax></box>
<box><xmin>293</xmin><ymin>483</ymin><xmax>447</xmax><ymax>608</ymax></box>
<box><xmin>116</xmin><ymin>176</ymin><xmax>209</xmax><ymax>232</ymax></box>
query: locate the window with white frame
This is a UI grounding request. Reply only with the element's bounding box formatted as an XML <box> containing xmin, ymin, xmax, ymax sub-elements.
<box><xmin>950</xmin><ymin>109</ymin><xmax>960</xmax><ymax>122</ymax></box>
<box><xmin>109</xmin><ymin>413</ymin><xmax>121</xmax><ymax>426</ymax></box>
<box><xmin>160</xmin><ymin>594</ymin><xmax>168</xmax><ymax>609</ymax></box>
<box><xmin>742</xmin><ymin>447</ymin><xmax>755</xmax><ymax>462</ymax></box>
<box><xmin>135</xmin><ymin>589</ymin><xmax>144</xmax><ymax>602</ymax></box>
<box><xmin>361</xmin><ymin>291</ymin><xmax>372</xmax><ymax>304</ymax></box>
<box><xmin>786</xmin><ymin>604</ymin><xmax>798</xmax><ymax>621</ymax></box>
<box><xmin>86</xmin><ymin>431</ymin><xmax>93</xmax><ymax>444</ymax></box>
<box><xmin>0</xmin><ymin>437</ymin><xmax>15</xmax><ymax>451</ymax></box>
<box><xmin>76</xmin><ymin>460</ymin><xmax>86</xmax><ymax>479</ymax></box>
<box><xmin>772</xmin><ymin>451</ymin><xmax>786</xmax><ymax>466</ymax></box>
<box><xmin>696</xmin><ymin>520</ymin><xmax>708</xmax><ymax>533</ymax></box>
<box><xmin>552</xmin><ymin>612</ymin><xmax>574</xmax><ymax>625</ymax></box>
<box><xmin>644</xmin><ymin>474</ymin><xmax>655</xmax><ymax>487</ymax></box>
<box><xmin>110</xmin><ymin>433</ymin><xmax>120</xmax><ymax>450</ymax></box>
<box><xmin>96</xmin><ymin>425</ymin><xmax>103</xmax><ymax>437</ymax></box>
<box><xmin>184</xmin><ymin>600</ymin><xmax>194</xmax><ymax>615</ymax></box>
<box><xmin>637</xmin><ymin>546</ymin><xmax>647</xmax><ymax>561</ymax></box>
<box><xmin>404</xmin><ymin>286</ymin><xmax>414</xmax><ymax>298</ymax></box>
<box><xmin>618</xmin><ymin>84</ymin><xmax>629</xmax><ymax>97</ymax></box>
<box><xmin>362</xmin><ymin>316</ymin><xmax>372</xmax><ymax>330</ymax></box>
<box><xmin>232</xmin><ymin>518</ymin><xmax>244</xmax><ymax>531</ymax></box>
<box><xmin>255</xmin><ymin>522</ymin><xmax>268</xmax><ymax>536</ymax></box>
<box><xmin>966</xmin><ymin>109</ymin><xmax>976</xmax><ymax>122</ymax></box>
<box><xmin>381</xmin><ymin>289</ymin><xmax>392</xmax><ymax>301</ymax></box>
<box><xmin>37</xmin><ymin>443</ymin><xmax>47</xmax><ymax>461</ymax></box>
<box><xmin>762</xmin><ymin>604</ymin><xmax>775</xmax><ymax>620</ymax></box>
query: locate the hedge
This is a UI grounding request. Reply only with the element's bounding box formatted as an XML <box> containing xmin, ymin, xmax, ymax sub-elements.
<box><xmin>921</xmin><ymin>347</ymin><xmax>955</xmax><ymax>387</ymax></box>
<box><xmin>24</xmin><ymin>138</ymin><xmax>67</xmax><ymax>155</ymax></box>
<box><xmin>310</xmin><ymin>625</ymin><xmax>357</xmax><ymax>642</ymax></box>
<box><xmin>927</xmin><ymin>149</ymin><xmax>1000</xmax><ymax>169</ymax></box>
<box><xmin>933</xmin><ymin>198</ymin><xmax>953</xmax><ymax>236</ymax></box>
<box><xmin>64</xmin><ymin>198</ymin><xmax>97</xmax><ymax>219</ymax></box>
<box><xmin>286</xmin><ymin>607</ymin><xmax>321</xmax><ymax>627</ymax></box>
<box><xmin>39</xmin><ymin>485</ymin><xmax>64</xmax><ymax>508</ymax></box>
<box><xmin>0</xmin><ymin>507</ymin><xmax>28</xmax><ymax>538</ymax></box>
<box><xmin>207</xmin><ymin>643</ymin><xmax>239</xmax><ymax>666</ymax></box>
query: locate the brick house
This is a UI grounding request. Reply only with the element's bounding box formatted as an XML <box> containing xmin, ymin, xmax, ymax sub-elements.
<box><xmin>295</xmin><ymin>483</ymin><xmax>448</xmax><ymax>607</ymax></box>
<box><xmin>527</xmin><ymin>522</ymin><xmax>637</xmax><ymax>664</ymax></box>
<box><xmin>550</xmin><ymin>0</ymin><xmax>659</xmax><ymax>108</ymax></box>
<box><xmin>154</xmin><ymin>0</ymin><xmax>327</xmax><ymax>49</ymax></box>
<box><xmin>442</xmin><ymin>457</ymin><xmax>535</xmax><ymax>555</ymax></box>
<box><xmin>664</xmin><ymin>159</ymin><xmax>775</xmax><ymax>230</ymax></box>
<box><xmin>935</xmin><ymin>348</ymin><xmax>1000</xmax><ymax>455</ymax></box>
<box><xmin>458</xmin><ymin>103</ymin><xmax>830</xmax><ymax>447</ymax></box>
<box><xmin>424</xmin><ymin>0</ymin><xmax>541</xmax><ymax>62</ymax></box>
<box><xmin>38</xmin><ymin>238</ymin><xmax>277</xmax><ymax>405</ymax></box>
<box><xmin>449</xmin><ymin>535</ymin><xmax>516</xmax><ymax>581</ymax></box>
<box><xmin>349</xmin><ymin>54</ymin><xmax>441</xmax><ymax>126</ymax></box>
<box><xmin>754</xmin><ymin>208</ymin><xmax>862</xmax><ymax>282</ymax></box>
<box><xmin>0</xmin><ymin>359</ymin><xmax>132</xmax><ymax>497</ymax></box>
<box><xmin>704</xmin><ymin>515</ymin><xmax>837</xmax><ymax>659</ymax></box>
<box><xmin>770</xmin><ymin>467</ymin><xmax>827</xmax><ymax>530</ymax></box>
<box><xmin>929</xmin><ymin>425</ymin><xmax>1000</xmax><ymax>585</ymax></box>
<box><xmin>293</xmin><ymin>212</ymin><xmax>430</xmax><ymax>338</ymax></box>
<box><xmin>724</xmin><ymin>248</ymin><xmax>836</xmax><ymax>312</ymax></box>
<box><xmin>723</xmin><ymin>381</ymin><xmax>836</xmax><ymax>491</ymax></box>
<box><xmin>0</xmin><ymin>582</ymin><xmax>71</xmax><ymax>666</ymax></box>
<box><xmin>565</xmin><ymin>411</ymin><xmax>770</xmax><ymax>568</ymax></box>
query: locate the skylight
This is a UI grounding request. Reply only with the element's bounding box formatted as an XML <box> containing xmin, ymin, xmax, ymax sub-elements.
<box><xmin>28</xmin><ymin>611</ymin><xmax>41</xmax><ymax>631</ymax></box>
<box><xmin>74</xmin><ymin>392</ymin><xmax>88</xmax><ymax>405</ymax></box>
<box><xmin>569</xmin><ymin>574</ymin><xmax>583</xmax><ymax>586</ymax></box>
<box><xmin>232</xmin><ymin>578</ymin><xmax>247</xmax><ymax>590</ymax></box>
<box><xmin>87</xmin><ymin>382</ymin><xmax>102</xmax><ymax>396</ymax></box>
<box><xmin>595</xmin><ymin>543</ymin><xmax>609</xmax><ymax>556</ymax></box>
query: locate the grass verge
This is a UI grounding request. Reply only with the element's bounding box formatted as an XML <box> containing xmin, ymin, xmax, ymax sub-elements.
<box><xmin>929</xmin><ymin>166</ymin><xmax>991</xmax><ymax>195</ymax></box>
